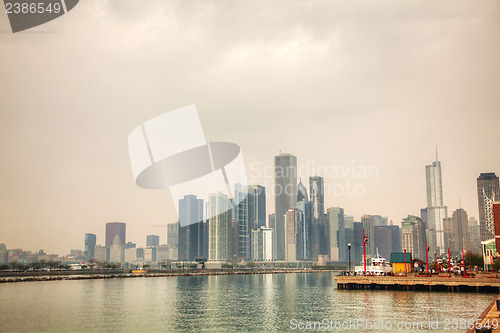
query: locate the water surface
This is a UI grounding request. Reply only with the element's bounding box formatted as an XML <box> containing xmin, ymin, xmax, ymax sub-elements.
<box><xmin>0</xmin><ymin>272</ymin><xmax>495</xmax><ymax>332</ymax></box>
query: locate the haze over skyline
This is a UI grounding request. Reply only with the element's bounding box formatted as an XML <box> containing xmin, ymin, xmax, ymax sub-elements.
<box><xmin>1</xmin><ymin>1</ymin><xmax>500</xmax><ymax>254</ymax></box>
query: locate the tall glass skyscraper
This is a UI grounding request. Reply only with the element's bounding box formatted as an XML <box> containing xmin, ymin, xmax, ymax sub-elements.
<box><xmin>274</xmin><ymin>153</ymin><xmax>297</xmax><ymax>260</ymax></box>
<box><xmin>425</xmin><ymin>156</ymin><xmax>447</xmax><ymax>254</ymax></box>
<box><xmin>297</xmin><ymin>179</ymin><xmax>308</xmax><ymax>202</ymax></box>
<box><xmin>249</xmin><ymin>185</ymin><xmax>267</xmax><ymax>229</ymax></box>
<box><xmin>84</xmin><ymin>233</ymin><xmax>96</xmax><ymax>259</ymax></box>
<box><xmin>296</xmin><ymin>200</ymin><xmax>313</xmax><ymax>260</ymax></box>
<box><xmin>309</xmin><ymin>176</ymin><xmax>325</xmax><ymax>258</ymax></box>
<box><xmin>477</xmin><ymin>173</ymin><xmax>500</xmax><ymax>241</ymax></box>
<box><xmin>234</xmin><ymin>184</ymin><xmax>249</xmax><ymax>260</ymax></box>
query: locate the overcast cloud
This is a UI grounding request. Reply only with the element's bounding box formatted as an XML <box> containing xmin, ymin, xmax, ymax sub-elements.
<box><xmin>1</xmin><ymin>0</ymin><xmax>499</xmax><ymax>254</ymax></box>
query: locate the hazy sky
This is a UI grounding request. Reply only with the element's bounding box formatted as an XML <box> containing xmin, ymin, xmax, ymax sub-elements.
<box><xmin>1</xmin><ymin>1</ymin><xmax>500</xmax><ymax>255</ymax></box>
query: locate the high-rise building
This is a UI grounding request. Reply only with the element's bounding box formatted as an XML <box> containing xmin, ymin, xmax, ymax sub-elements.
<box><xmin>208</xmin><ymin>193</ymin><xmax>232</xmax><ymax>261</ymax></box>
<box><xmin>268</xmin><ymin>213</ymin><xmax>276</xmax><ymax>259</ymax></box>
<box><xmin>105</xmin><ymin>222</ymin><xmax>126</xmax><ymax>247</ymax></box>
<box><xmin>295</xmin><ymin>201</ymin><xmax>313</xmax><ymax>260</ymax></box>
<box><xmin>251</xmin><ymin>227</ymin><xmax>273</xmax><ymax>261</ymax></box>
<box><xmin>94</xmin><ymin>245</ymin><xmax>109</xmax><ymax>262</ymax></box>
<box><xmin>310</xmin><ymin>176</ymin><xmax>325</xmax><ymax>257</ymax></box>
<box><xmin>234</xmin><ymin>184</ymin><xmax>250</xmax><ymax>260</ymax></box>
<box><xmin>284</xmin><ymin>208</ymin><xmax>301</xmax><ymax>262</ymax></box>
<box><xmin>401</xmin><ymin>215</ymin><xmax>425</xmax><ymax>260</ymax></box>
<box><xmin>369</xmin><ymin>215</ymin><xmax>388</xmax><ymax>226</ymax></box>
<box><xmin>353</xmin><ymin>222</ymin><xmax>363</xmax><ymax>263</ymax></box>
<box><xmin>167</xmin><ymin>223</ymin><xmax>178</xmax><ymax>248</ymax></box>
<box><xmin>469</xmin><ymin>217</ymin><xmax>481</xmax><ymax>254</ymax></box>
<box><xmin>178</xmin><ymin>194</ymin><xmax>204</xmax><ymax>261</ymax></box>
<box><xmin>386</xmin><ymin>225</ymin><xmax>402</xmax><ymax>254</ymax></box>
<box><xmin>297</xmin><ymin>179</ymin><xmax>308</xmax><ymax>202</ymax></box>
<box><xmin>109</xmin><ymin>235</ymin><xmax>124</xmax><ymax>263</ymax></box>
<box><xmin>373</xmin><ymin>226</ymin><xmax>392</xmax><ymax>260</ymax></box>
<box><xmin>361</xmin><ymin>215</ymin><xmax>375</xmax><ymax>258</ymax></box>
<box><xmin>125</xmin><ymin>247</ymin><xmax>140</xmax><ymax>263</ymax></box>
<box><xmin>268</xmin><ymin>213</ymin><xmax>275</xmax><ymax>229</ymax></box>
<box><xmin>477</xmin><ymin>173</ymin><xmax>500</xmax><ymax>241</ymax></box>
<box><xmin>443</xmin><ymin>217</ymin><xmax>457</xmax><ymax>254</ymax></box>
<box><xmin>453</xmin><ymin>208</ymin><xmax>469</xmax><ymax>252</ymax></box>
<box><xmin>156</xmin><ymin>245</ymin><xmax>176</xmax><ymax>262</ymax></box>
<box><xmin>248</xmin><ymin>185</ymin><xmax>267</xmax><ymax>229</ymax></box>
<box><xmin>274</xmin><ymin>153</ymin><xmax>297</xmax><ymax>261</ymax></box>
<box><xmin>326</xmin><ymin>207</ymin><xmax>344</xmax><ymax>262</ymax></box>
<box><xmin>0</xmin><ymin>244</ymin><xmax>7</xmax><ymax>264</ymax></box>
<box><xmin>493</xmin><ymin>202</ymin><xmax>500</xmax><ymax>256</ymax></box>
<box><xmin>146</xmin><ymin>235</ymin><xmax>160</xmax><ymax>248</ymax></box>
<box><xmin>425</xmin><ymin>155</ymin><xmax>447</xmax><ymax>254</ymax></box>
<box><xmin>84</xmin><ymin>233</ymin><xmax>96</xmax><ymax>259</ymax></box>
<box><xmin>144</xmin><ymin>247</ymin><xmax>156</xmax><ymax>263</ymax></box>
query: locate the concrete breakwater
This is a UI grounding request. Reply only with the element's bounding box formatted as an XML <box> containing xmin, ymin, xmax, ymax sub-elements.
<box><xmin>0</xmin><ymin>268</ymin><xmax>335</xmax><ymax>283</ymax></box>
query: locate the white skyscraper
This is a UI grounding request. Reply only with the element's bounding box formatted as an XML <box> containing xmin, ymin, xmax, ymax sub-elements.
<box><xmin>425</xmin><ymin>152</ymin><xmax>448</xmax><ymax>254</ymax></box>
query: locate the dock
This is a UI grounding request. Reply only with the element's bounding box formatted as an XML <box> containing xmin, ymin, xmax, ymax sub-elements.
<box><xmin>335</xmin><ymin>275</ymin><xmax>500</xmax><ymax>292</ymax></box>
<box><xmin>465</xmin><ymin>295</ymin><xmax>500</xmax><ymax>333</ymax></box>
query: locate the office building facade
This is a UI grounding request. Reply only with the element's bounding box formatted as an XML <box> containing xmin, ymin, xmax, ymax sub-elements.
<box><xmin>274</xmin><ymin>153</ymin><xmax>297</xmax><ymax>260</ymax></box>
<box><xmin>477</xmin><ymin>173</ymin><xmax>500</xmax><ymax>241</ymax></box>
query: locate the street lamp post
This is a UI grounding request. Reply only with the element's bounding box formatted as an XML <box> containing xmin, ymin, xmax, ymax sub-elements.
<box><xmin>348</xmin><ymin>243</ymin><xmax>352</xmax><ymax>275</ymax></box>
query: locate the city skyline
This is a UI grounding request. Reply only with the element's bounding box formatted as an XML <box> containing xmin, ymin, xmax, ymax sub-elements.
<box><xmin>2</xmin><ymin>1</ymin><xmax>500</xmax><ymax>255</ymax></box>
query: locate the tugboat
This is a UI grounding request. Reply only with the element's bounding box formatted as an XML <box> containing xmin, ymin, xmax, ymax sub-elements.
<box><xmin>354</xmin><ymin>249</ymin><xmax>393</xmax><ymax>276</ymax></box>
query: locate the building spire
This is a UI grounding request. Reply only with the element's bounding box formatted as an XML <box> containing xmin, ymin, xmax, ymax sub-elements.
<box><xmin>436</xmin><ymin>146</ymin><xmax>438</xmax><ymax>161</ymax></box>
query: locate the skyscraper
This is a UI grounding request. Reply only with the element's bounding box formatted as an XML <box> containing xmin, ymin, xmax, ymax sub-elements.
<box><xmin>178</xmin><ymin>194</ymin><xmax>204</xmax><ymax>261</ymax></box>
<box><xmin>234</xmin><ymin>184</ymin><xmax>250</xmax><ymax>260</ymax></box>
<box><xmin>84</xmin><ymin>233</ymin><xmax>96</xmax><ymax>259</ymax></box>
<box><xmin>373</xmin><ymin>226</ymin><xmax>392</xmax><ymax>259</ymax></box>
<box><xmin>453</xmin><ymin>208</ymin><xmax>469</xmax><ymax>252</ymax></box>
<box><xmin>105</xmin><ymin>222</ymin><xmax>126</xmax><ymax>247</ymax></box>
<box><xmin>251</xmin><ymin>227</ymin><xmax>273</xmax><ymax>261</ymax></box>
<box><xmin>353</xmin><ymin>222</ymin><xmax>363</xmax><ymax>263</ymax></box>
<box><xmin>469</xmin><ymin>217</ymin><xmax>481</xmax><ymax>254</ymax></box>
<box><xmin>326</xmin><ymin>207</ymin><xmax>344</xmax><ymax>262</ymax></box>
<box><xmin>493</xmin><ymin>202</ymin><xmax>500</xmax><ymax>255</ymax></box>
<box><xmin>477</xmin><ymin>173</ymin><xmax>500</xmax><ymax>241</ymax></box>
<box><xmin>167</xmin><ymin>223</ymin><xmax>178</xmax><ymax>248</ymax></box>
<box><xmin>401</xmin><ymin>215</ymin><xmax>425</xmax><ymax>260</ymax></box>
<box><xmin>297</xmin><ymin>179</ymin><xmax>308</xmax><ymax>202</ymax></box>
<box><xmin>248</xmin><ymin>185</ymin><xmax>267</xmax><ymax>229</ymax></box>
<box><xmin>109</xmin><ymin>234</ymin><xmax>124</xmax><ymax>263</ymax></box>
<box><xmin>425</xmin><ymin>155</ymin><xmax>447</xmax><ymax>254</ymax></box>
<box><xmin>274</xmin><ymin>153</ymin><xmax>297</xmax><ymax>260</ymax></box>
<box><xmin>208</xmin><ymin>193</ymin><xmax>232</xmax><ymax>261</ymax></box>
<box><xmin>309</xmin><ymin>176</ymin><xmax>325</xmax><ymax>258</ymax></box>
<box><xmin>295</xmin><ymin>201</ymin><xmax>313</xmax><ymax>260</ymax></box>
<box><xmin>284</xmin><ymin>208</ymin><xmax>301</xmax><ymax>262</ymax></box>
<box><xmin>443</xmin><ymin>217</ymin><xmax>457</xmax><ymax>254</ymax></box>
<box><xmin>146</xmin><ymin>235</ymin><xmax>160</xmax><ymax>248</ymax></box>
<box><xmin>361</xmin><ymin>215</ymin><xmax>375</xmax><ymax>258</ymax></box>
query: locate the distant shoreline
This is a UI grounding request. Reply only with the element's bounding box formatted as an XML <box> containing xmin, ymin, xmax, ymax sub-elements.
<box><xmin>0</xmin><ymin>268</ymin><xmax>339</xmax><ymax>283</ymax></box>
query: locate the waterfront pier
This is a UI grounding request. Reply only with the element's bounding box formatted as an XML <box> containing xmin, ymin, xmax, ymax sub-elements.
<box><xmin>335</xmin><ymin>275</ymin><xmax>500</xmax><ymax>293</ymax></box>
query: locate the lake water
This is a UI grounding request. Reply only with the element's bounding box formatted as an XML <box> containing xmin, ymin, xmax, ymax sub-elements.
<box><xmin>0</xmin><ymin>272</ymin><xmax>496</xmax><ymax>332</ymax></box>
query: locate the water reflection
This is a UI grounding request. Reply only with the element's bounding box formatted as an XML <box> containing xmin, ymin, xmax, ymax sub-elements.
<box><xmin>0</xmin><ymin>272</ymin><xmax>495</xmax><ymax>332</ymax></box>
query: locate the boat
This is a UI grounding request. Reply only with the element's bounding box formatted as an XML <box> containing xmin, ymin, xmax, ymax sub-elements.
<box><xmin>354</xmin><ymin>249</ymin><xmax>393</xmax><ymax>276</ymax></box>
